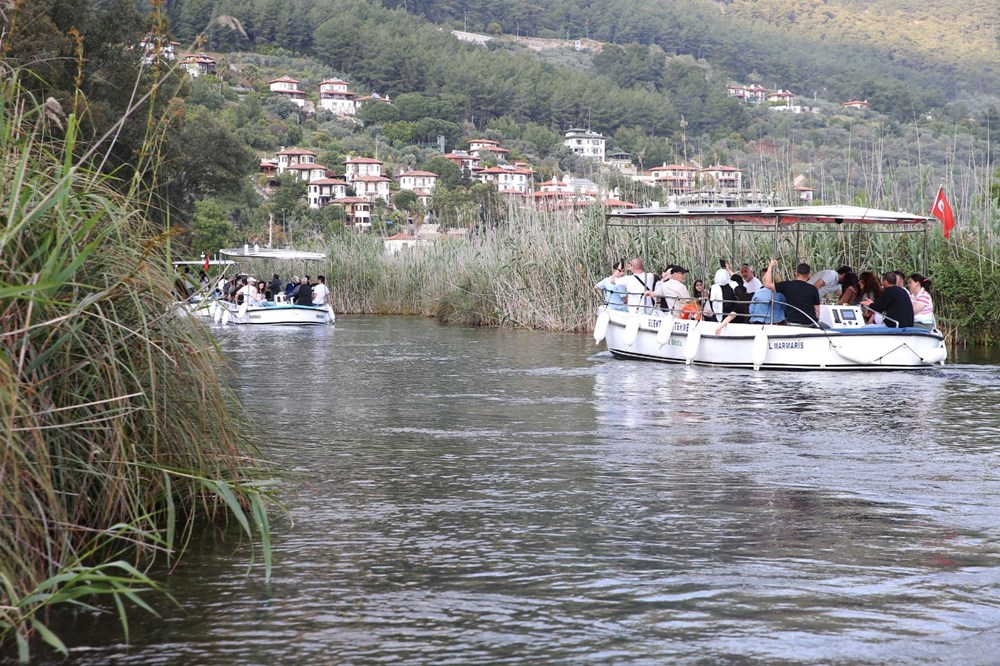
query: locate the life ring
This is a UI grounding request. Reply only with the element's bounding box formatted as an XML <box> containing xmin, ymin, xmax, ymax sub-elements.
<box><xmin>679</xmin><ymin>302</ymin><xmax>702</xmax><ymax>320</ymax></box>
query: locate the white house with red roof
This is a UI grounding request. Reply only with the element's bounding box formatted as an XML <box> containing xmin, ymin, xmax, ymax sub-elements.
<box><xmin>286</xmin><ymin>163</ymin><xmax>329</xmax><ymax>183</ymax></box>
<box><xmin>397</xmin><ymin>169</ymin><xmax>439</xmax><ymax>205</ymax></box>
<box><xmin>699</xmin><ymin>165</ymin><xmax>743</xmax><ymax>191</ymax></box>
<box><xmin>766</xmin><ymin>90</ymin><xmax>794</xmax><ymax>107</ymax></box>
<box><xmin>648</xmin><ymin>164</ymin><xmax>698</xmax><ymax>193</ymax></box>
<box><xmin>269</xmin><ymin>76</ymin><xmax>306</xmax><ymax>107</ymax></box>
<box><xmin>179</xmin><ymin>54</ymin><xmax>216</xmax><ymax>78</ymax></box>
<box><xmin>563</xmin><ymin>128</ymin><xmax>606</xmax><ymax>161</ymax></box>
<box><xmin>351</xmin><ymin>175</ymin><xmax>392</xmax><ymax>202</ymax></box>
<box><xmin>468</xmin><ymin>139</ymin><xmax>510</xmax><ymax>162</ymax></box>
<box><xmin>727</xmin><ymin>83</ymin><xmax>768</xmax><ymax>104</ymax></box>
<box><xmin>307</xmin><ymin>178</ymin><xmax>349</xmax><ymax>208</ymax></box>
<box><xmin>383</xmin><ymin>233</ymin><xmax>432</xmax><ymax>256</ymax></box>
<box><xmin>343</xmin><ymin>156</ymin><xmax>384</xmax><ymax>180</ymax></box>
<box><xmin>478</xmin><ymin>165</ymin><xmax>535</xmax><ymax>195</ymax></box>
<box><xmin>842</xmin><ymin>99</ymin><xmax>869</xmax><ymax>110</ymax></box>
<box><xmin>275</xmin><ymin>147</ymin><xmax>317</xmax><ymax>174</ymax></box>
<box><xmin>318</xmin><ymin>78</ymin><xmax>356</xmax><ymax>116</ymax></box>
<box><xmin>442</xmin><ymin>150</ymin><xmax>480</xmax><ymax>175</ymax></box>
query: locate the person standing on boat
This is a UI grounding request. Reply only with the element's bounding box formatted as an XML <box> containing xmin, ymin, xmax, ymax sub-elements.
<box><xmin>763</xmin><ymin>259</ymin><xmax>820</xmax><ymax>327</ymax></box>
<box><xmin>312</xmin><ymin>275</ymin><xmax>330</xmax><ymax>307</ymax></box>
<box><xmin>860</xmin><ymin>272</ymin><xmax>914</xmax><ymax>328</ymax></box>
<box><xmin>647</xmin><ymin>265</ymin><xmax>691</xmax><ymax>313</ymax></box>
<box><xmin>621</xmin><ymin>257</ymin><xmax>657</xmax><ymax>313</ymax></box>
<box><xmin>594</xmin><ymin>261</ymin><xmax>628</xmax><ymax>311</ymax></box>
<box><xmin>739</xmin><ymin>264</ymin><xmax>762</xmax><ymax>294</ymax></box>
<box><xmin>708</xmin><ymin>266</ymin><xmax>736</xmax><ymax>322</ymax></box>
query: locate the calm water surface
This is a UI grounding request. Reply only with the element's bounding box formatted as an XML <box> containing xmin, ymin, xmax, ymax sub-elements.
<box><xmin>50</xmin><ymin>318</ymin><xmax>1000</xmax><ymax>663</ymax></box>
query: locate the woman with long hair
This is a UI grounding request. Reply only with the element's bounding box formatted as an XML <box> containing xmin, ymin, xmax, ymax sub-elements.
<box><xmin>838</xmin><ymin>271</ymin><xmax>860</xmax><ymax>305</ymax></box>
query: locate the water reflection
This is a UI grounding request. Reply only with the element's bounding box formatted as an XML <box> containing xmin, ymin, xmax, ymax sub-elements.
<box><xmin>30</xmin><ymin>318</ymin><xmax>1000</xmax><ymax>665</ymax></box>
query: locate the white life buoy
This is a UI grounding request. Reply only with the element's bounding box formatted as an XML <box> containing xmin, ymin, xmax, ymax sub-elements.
<box><xmin>683</xmin><ymin>323</ymin><xmax>701</xmax><ymax>364</ymax></box>
<box><xmin>752</xmin><ymin>330</ymin><xmax>768</xmax><ymax>370</ymax></box>
<box><xmin>656</xmin><ymin>314</ymin><xmax>674</xmax><ymax>347</ymax></box>
<box><xmin>593</xmin><ymin>309</ymin><xmax>610</xmax><ymax>344</ymax></box>
<box><xmin>623</xmin><ymin>314</ymin><xmax>640</xmax><ymax>348</ymax></box>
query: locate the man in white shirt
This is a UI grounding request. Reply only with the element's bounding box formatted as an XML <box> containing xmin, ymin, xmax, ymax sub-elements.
<box><xmin>739</xmin><ymin>264</ymin><xmax>762</xmax><ymax>294</ymax></box>
<box><xmin>808</xmin><ymin>268</ymin><xmax>840</xmax><ymax>299</ymax></box>
<box><xmin>649</xmin><ymin>265</ymin><xmax>692</xmax><ymax>312</ymax></box>
<box><xmin>617</xmin><ymin>257</ymin><xmax>657</xmax><ymax>312</ymax></box>
<box><xmin>312</xmin><ymin>275</ymin><xmax>330</xmax><ymax>306</ymax></box>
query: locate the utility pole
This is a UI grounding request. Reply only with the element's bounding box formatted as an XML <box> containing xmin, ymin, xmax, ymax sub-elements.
<box><xmin>679</xmin><ymin>115</ymin><xmax>688</xmax><ymax>164</ymax></box>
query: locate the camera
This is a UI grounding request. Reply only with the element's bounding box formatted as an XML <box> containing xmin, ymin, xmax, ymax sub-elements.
<box><xmin>719</xmin><ymin>258</ymin><xmax>727</xmax><ymax>268</ymax></box>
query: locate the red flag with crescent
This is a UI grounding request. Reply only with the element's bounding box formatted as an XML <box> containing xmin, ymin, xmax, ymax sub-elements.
<box><xmin>930</xmin><ymin>187</ymin><xmax>955</xmax><ymax>238</ymax></box>
<box><xmin>203</xmin><ymin>254</ymin><xmax>210</xmax><ymax>272</ymax></box>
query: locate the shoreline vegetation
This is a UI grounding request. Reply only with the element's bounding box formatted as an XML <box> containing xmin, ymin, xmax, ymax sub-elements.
<box><xmin>0</xmin><ymin>79</ymin><xmax>273</xmax><ymax>661</ymax></box>
<box><xmin>279</xmin><ymin>199</ymin><xmax>999</xmax><ymax>345</ymax></box>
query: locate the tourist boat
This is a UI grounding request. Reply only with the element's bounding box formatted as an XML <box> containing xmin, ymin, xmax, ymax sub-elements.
<box><xmin>211</xmin><ymin>246</ymin><xmax>335</xmax><ymax>326</ymax></box>
<box><xmin>171</xmin><ymin>259</ymin><xmax>236</xmax><ymax>319</ymax></box>
<box><xmin>212</xmin><ymin>298</ymin><xmax>334</xmax><ymax>326</ymax></box>
<box><xmin>594</xmin><ymin>205</ymin><xmax>947</xmax><ymax>370</ymax></box>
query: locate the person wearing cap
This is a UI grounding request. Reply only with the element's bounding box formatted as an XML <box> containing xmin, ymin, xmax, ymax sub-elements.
<box><xmin>647</xmin><ymin>265</ymin><xmax>691</xmax><ymax>313</ymax></box>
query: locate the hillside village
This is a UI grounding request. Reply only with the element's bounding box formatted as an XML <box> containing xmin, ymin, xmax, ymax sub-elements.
<box><xmin>162</xmin><ymin>42</ymin><xmax>890</xmax><ymax>244</ymax></box>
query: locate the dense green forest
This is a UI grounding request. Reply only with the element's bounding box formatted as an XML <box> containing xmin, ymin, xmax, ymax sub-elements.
<box><xmin>168</xmin><ymin>0</ymin><xmax>1000</xmax><ymax>116</ymax></box>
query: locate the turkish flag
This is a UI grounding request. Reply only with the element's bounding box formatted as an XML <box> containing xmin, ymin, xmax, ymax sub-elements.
<box><xmin>931</xmin><ymin>187</ymin><xmax>955</xmax><ymax>238</ymax></box>
<box><xmin>203</xmin><ymin>255</ymin><xmax>210</xmax><ymax>272</ymax></box>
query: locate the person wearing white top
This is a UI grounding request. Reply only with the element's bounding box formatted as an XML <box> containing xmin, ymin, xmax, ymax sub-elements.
<box><xmin>649</xmin><ymin>265</ymin><xmax>691</xmax><ymax>312</ymax></box>
<box><xmin>739</xmin><ymin>264</ymin><xmax>762</xmax><ymax>294</ymax></box>
<box><xmin>312</xmin><ymin>275</ymin><xmax>330</xmax><ymax>307</ymax></box>
<box><xmin>617</xmin><ymin>257</ymin><xmax>657</xmax><ymax>313</ymax></box>
<box><xmin>808</xmin><ymin>269</ymin><xmax>840</xmax><ymax>299</ymax></box>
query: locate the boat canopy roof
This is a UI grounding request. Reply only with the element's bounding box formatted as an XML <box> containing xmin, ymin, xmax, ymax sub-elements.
<box><xmin>172</xmin><ymin>260</ymin><xmax>236</xmax><ymax>267</ymax></box>
<box><xmin>220</xmin><ymin>247</ymin><xmax>327</xmax><ymax>261</ymax></box>
<box><xmin>607</xmin><ymin>204</ymin><xmax>930</xmax><ymax>227</ymax></box>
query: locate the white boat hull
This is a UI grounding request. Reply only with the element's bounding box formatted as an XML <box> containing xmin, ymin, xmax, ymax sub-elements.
<box><xmin>598</xmin><ymin>308</ymin><xmax>946</xmax><ymax>370</ymax></box>
<box><xmin>218</xmin><ymin>302</ymin><xmax>334</xmax><ymax>326</ymax></box>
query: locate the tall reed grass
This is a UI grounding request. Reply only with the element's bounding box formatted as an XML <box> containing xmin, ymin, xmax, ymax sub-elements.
<box><xmin>314</xmin><ymin>196</ymin><xmax>1000</xmax><ymax>344</ymax></box>
<box><xmin>0</xmin><ymin>78</ymin><xmax>272</xmax><ymax>661</ymax></box>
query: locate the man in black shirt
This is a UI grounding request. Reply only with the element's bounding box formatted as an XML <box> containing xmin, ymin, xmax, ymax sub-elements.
<box><xmin>861</xmin><ymin>272</ymin><xmax>914</xmax><ymax>328</ymax></box>
<box><xmin>763</xmin><ymin>259</ymin><xmax>821</xmax><ymax>327</ymax></box>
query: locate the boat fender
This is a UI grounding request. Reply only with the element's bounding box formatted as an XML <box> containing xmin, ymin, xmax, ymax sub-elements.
<box><xmin>683</xmin><ymin>323</ymin><xmax>702</xmax><ymax>364</ymax></box>
<box><xmin>221</xmin><ymin>308</ymin><xmax>231</xmax><ymax>325</ymax></box>
<box><xmin>656</xmin><ymin>314</ymin><xmax>675</xmax><ymax>347</ymax></box>
<box><xmin>209</xmin><ymin>302</ymin><xmax>218</xmax><ymax>319</ymax></box>
<box><xmin>237</xmin><ymin>301</ymin><xmax>248</xmax><ymax>319</ymax></box>
<box><xmin>920</xmin><ymin>346</ymin><xmax>947</xmax><ymax>365</ymax></box>
<box><xmin>751</xmin><ymin>330</ymin><xmax>768</xmax><ymax>371</ymax></box>
<box><xmin>327</xmin><ymin>304</ymin><xmax>337</xmax><ymax>324</ymax></box>
<box><xmin>829</xmin><ymin>343</ymin><xmax>873</xmax><ymax>365</ymax></box>
<box><xmin>214</xmin><ymin>305</ymin><xmax>223</xmax><ymax>324</ymax></box>
<box><xmin>623</xmin><ymin>314</ymin><xmax>640</xmax><ymax>348</ymax></box>
<box><xmin>593</xmin><ymin>308</ymin><xmax>611</xmax><ymax>344</ymax></box>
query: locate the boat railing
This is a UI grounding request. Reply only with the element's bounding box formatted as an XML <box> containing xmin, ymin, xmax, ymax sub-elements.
<box><xmin>599</xmin><ymin>293</ymin><xmax>821</xmax><ymax>328</ymax></box>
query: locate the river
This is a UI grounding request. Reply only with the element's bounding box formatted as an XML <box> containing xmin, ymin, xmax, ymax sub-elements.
<box><xmin>44</xmin><ymin>317</ymin><xmax>1000</xmax><ymax>664</ymax></box>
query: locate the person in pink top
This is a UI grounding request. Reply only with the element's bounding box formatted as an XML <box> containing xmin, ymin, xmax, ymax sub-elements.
<box><xmin>907</xmin><ymin>273</ymin><xmax>935</xmax><ymax>330</ymax></box>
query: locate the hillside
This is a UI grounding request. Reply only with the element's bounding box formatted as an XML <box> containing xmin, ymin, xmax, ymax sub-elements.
<box><xmin>725</xmin><ymin>0</ymin><xmax>1000</xmax><ymax>90</ymax></box>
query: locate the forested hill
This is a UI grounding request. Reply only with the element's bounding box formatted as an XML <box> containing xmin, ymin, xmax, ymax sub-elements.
<box><xmin>166</xmin><ymin>0</ymin><xmax>1000</xmax><ymax>113</ymax></box>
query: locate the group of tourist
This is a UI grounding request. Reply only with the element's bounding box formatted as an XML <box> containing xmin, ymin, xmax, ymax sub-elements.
<box><xmin>217</xmin><ymin>273</ymin><xmax>330</xmax><ymax>308</ymax></box>
<box><xmin>595</xmin><ymin>257</ymin><xmax>936</xmax><ymax>331</ymax></box>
